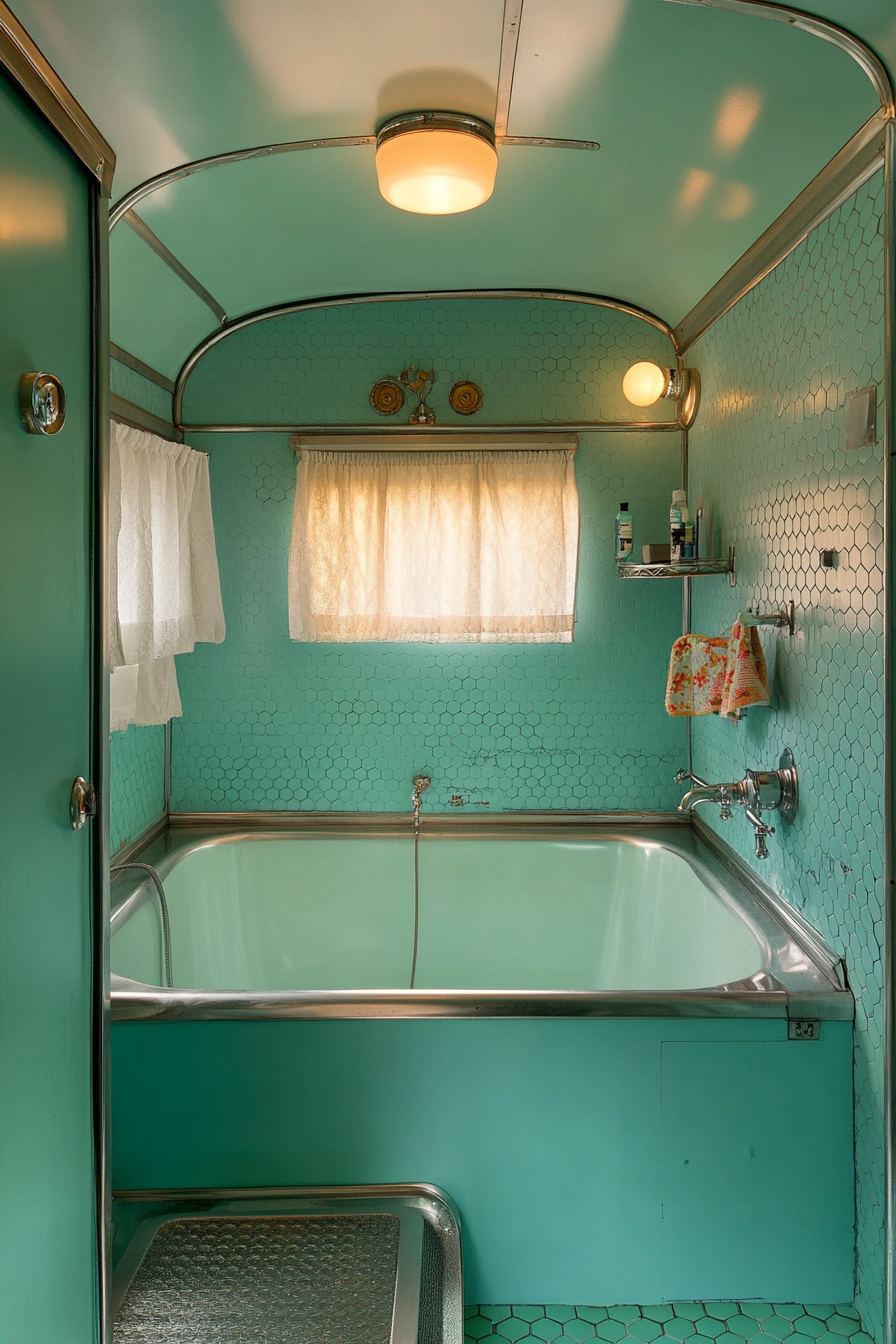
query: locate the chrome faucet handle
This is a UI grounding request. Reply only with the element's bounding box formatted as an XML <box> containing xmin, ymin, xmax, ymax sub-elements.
<box><xmin>673</xmin><ymin>768</ymin><xmax>690</xmax><ymax>785</ymax></box>
<box><xmin>718</xmin><ymin>787</ymin><xmax>733</xmax><ymax>821</ymax></box>
<box><xmin>744</xmin><ymin>804</ymin><xmax>775</xmax><ymax>859</ymax></box>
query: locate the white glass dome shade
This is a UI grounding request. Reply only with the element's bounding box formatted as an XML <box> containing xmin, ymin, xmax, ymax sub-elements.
<box><xmin>622</xmin><ymin>361</ymin><xmax>677</xmax><ymax>407</ymax></box>
<box><xmin>375</xmin><ymin>112</ymin><xmax>498</xmax><ymax>215</ymax></box>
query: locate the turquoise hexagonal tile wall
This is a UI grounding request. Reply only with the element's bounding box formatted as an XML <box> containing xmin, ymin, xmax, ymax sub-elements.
<box><xmin>180</xmin><ymin>297</ymin><xmax>678</xmax><ymax>428</ymax></box>
<box><xmin>463</xmin><ymin>1304</ymin><xmax>873</xmax><ymax>1344</ymax></box>
<box><xmin>171</xmin><ymin>427</ymin><xmax>684</xmax><ymax>813</ymax></box>
<box><xmin>109</xmin><ymin>723</ymin><xmax>164</xmax><ymax>855</ymax></box>
<box><xmin>686</xmin><ymin>172</ymin><xmax>885</xmax><ymax>1337</ymax></box>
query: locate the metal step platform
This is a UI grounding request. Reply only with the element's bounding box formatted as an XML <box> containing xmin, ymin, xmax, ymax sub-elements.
<box><xmin>112</xmin><ymin>1184</ymin><xmax>463</xmax><ymax>1344</ymax></box>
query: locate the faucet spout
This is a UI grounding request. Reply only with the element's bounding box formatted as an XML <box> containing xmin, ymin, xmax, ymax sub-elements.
<box><xmin>678</xmin><ymin>783</ymin><xmax>741</xmax><ymax>814</ymax></box>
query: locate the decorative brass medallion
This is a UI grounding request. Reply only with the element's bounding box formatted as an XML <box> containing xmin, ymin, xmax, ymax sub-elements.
<box><xmin>370</xmin><ymin>379</ymin><xmax>405</xmax><ymax>416</ymax></box>
<box><xmin>449</xmin><ymin>380</ymin><xmax>483</xmax><ymax>415</ymax></box>
<box><xmin>400</xmin><ymin>364</ymin><xmax>437</xmax><ymax>424</ymax></box>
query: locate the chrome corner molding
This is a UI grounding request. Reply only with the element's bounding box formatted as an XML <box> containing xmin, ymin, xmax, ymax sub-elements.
<box><xmin>664</xmin><ymin>1</ymin><xmax>893</xmax><ymax>116</ymax></box>
<box><xmin>676</xmin><ymin>109</ymin><xmax>888</xmax><ymax>351</ymax></box>
<box><xmin>110</xmin><ymin>393</ymin><xmax>182</xmax><ymax>443</ymax></box>
<box><xmin>172</xmin><ymin>288</ymin><xmax>679</xmax><ymax>429</ymax></box>
<box><xmin>110</xmin><ymin>344</ymin><xmax>175</xmax><ymax>395</ymax></box>
<box><xmin>0</xmin><ymin>1</ymin><xmax>115</xmax><ymax>193</ymax></box>
<box><xmin>122</xmin><ymin>210</ymin><xmax>226</xmax><ymax>325</ymax></box>
<box><xmin>883</xmin><ymin>112</ymin><xmax>896</xmax><ymax>1344</ymax></box>
<box><xmin>691</xmin><ymin>814</ymin><xmax>845</xmax><ymax>991</ymax></box>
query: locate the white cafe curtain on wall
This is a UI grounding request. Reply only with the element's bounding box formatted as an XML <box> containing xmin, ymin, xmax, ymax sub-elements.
<box><xmin>288</xmin><ymin>446</ymin><xmax>579</xmax><ymax>643</ymax></box>
<box><xmin>110</xmin><ymin>422</ymin><xmax>225</xmax><ymax>730</ymax></box>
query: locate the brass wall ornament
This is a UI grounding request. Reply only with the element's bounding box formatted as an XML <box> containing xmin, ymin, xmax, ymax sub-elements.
<box><xmin>369</xmin><ymin>378</ymin><xmax>404</xmax><ymax>416</ymax></box>
<box><xmin>401</xmin><ymin>364</ymin><xmax>437</xmax><ymax>424</ymax></box>
<box><xmin>449</xmin><ymin>380</ymin><xmax>483</xmax><ymax>415</ymax></box>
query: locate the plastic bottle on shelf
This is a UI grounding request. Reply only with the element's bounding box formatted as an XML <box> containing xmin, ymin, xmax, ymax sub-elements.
<box><xmin>615</xmin><ymin>502</ymin><xmax>633</xmax><ymax>562</ymax></box>
<box><xmin>670</xmin><ymin>490</ymin><xmax>689</xmax><ymax>563</ymax></box>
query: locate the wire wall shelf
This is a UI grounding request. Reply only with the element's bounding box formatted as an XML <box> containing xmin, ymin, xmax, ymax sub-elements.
<box><xmin>617</xmin><ymin>547</ymin><xmax>736</xmax><ymax>585</ymax></box>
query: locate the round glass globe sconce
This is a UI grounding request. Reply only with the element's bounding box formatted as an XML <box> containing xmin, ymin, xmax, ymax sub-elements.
<box><xmin>622</xmin><ymin>360</ymin><xmax>700</xmax><ymax>427</ymax></box>
<box><xmin>375</xmin><ymin>112</ymin><xmax>498</xmax><ymax>215</ymax></box>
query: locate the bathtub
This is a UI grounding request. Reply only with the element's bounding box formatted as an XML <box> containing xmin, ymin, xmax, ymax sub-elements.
<box><xmin>111</xmin><ymin>815</ymin><xmax>846</xmax><ymax>1018</ymax></box>
<box><xmin>110</xmin><ymin>814</ymin><xmax>854</xmax><ymax>1306</ymax></box>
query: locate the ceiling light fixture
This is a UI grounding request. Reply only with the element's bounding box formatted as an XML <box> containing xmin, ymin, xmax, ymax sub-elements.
<box><xmin>375</xmin><ymin>112</ymin><xmax>498</xmax><ymax>215</ymax></box>
<box><xmin>622</xmin><ymin>361</ymin><xmax>700</xmax><ymax>426</ymax></box>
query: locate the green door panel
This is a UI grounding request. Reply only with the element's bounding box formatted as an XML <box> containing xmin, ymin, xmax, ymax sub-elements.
<box><xmin>0</xmin><ymin>72</ymin><xmax>98</xmax><ymax>1343</ymax></box>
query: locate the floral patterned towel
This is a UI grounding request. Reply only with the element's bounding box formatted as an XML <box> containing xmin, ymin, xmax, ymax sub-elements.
<box><xmin>665</xmin><ymin>622</ymin><xmax>769</xmax><ymax>720</ymax></box>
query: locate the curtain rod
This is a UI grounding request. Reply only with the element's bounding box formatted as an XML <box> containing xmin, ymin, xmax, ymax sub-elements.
<box><xmin>289</xmin><ymin>431</ymin><xmax>582</xmax><ymax>453</ymax></box>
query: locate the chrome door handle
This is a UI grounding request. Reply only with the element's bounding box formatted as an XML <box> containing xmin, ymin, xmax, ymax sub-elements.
<box><xmin>70</xmin><ymin>776</ymin><xmax>97</xmax><ymax>830</ymax></box>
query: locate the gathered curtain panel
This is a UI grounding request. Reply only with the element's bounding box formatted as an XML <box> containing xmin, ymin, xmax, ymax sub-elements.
<box><xmin>289</xmin><ymin>448</ymin><xmax>579</xmax><ymax>643</ymax></box>
<box><xmin>110</xmin><ymin>422</ymin><xmax>226</xmax><ymax>730</ymax></box>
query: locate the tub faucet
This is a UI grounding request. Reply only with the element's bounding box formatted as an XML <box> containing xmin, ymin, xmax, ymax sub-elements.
<box><xmin>412</xmin><ymin>774</ymin><xmax>431</xmax><ymax>836</ymax></box>
<box><xmin>676</xmin><ymin>749</ymin><xmax>798</xmax><ymax>860</ymax></box>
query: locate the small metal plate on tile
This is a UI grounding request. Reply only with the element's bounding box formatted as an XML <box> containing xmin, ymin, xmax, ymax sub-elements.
<box><xmin>788</xmin><ymin>1019</ymin><xmax>821</xmax><ymax>1041</ymax></box>
<box><xmin>845</xmin><ymin>385</ymin><xmax>877</xmax><ymax>451</ymax></box>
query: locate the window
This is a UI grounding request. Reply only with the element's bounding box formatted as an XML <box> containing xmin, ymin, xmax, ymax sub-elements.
<box><xmin>288</xmin><ymin>438</ymin><xmax>579</xmax><ymax>643</ymax></box>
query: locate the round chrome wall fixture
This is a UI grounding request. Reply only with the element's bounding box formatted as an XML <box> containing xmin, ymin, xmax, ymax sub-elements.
<box><xmin>19</xmin><ymin>371</ymin><xmax>66</xmax><ymax>435</ymax></box>
<box><xmin>777</xmin><ymin>748</ymin><xmax>799</xmax><ymax>823</ymax></box>
<box><xmin>70</xmin><ymin>776</ymin><xmax>97</xmax><ymax>831</ymax></box>
<box><xmin>369</xmin><ymin>379</ymin><xmax>404</xmax><ymax>416</ymax></box>
<box><xmin>449</xmin><ymin>380</ymin><xmax>483</xmax><ymax>415</ymax></box>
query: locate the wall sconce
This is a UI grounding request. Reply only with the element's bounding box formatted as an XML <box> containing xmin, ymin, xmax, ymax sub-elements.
<box><xmin>375</xmin><ymin>112</ymin><xmax>498</xmax><ymax>215</ymax></box>
<box><xmin>622</xmin><ymin>360</ymin><xmax>700</xmax><ymax>427</ymax></box>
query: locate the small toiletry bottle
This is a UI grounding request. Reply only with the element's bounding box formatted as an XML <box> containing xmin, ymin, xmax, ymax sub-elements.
<box><xmin>615</xmin><ymin>502</ymin><xmax>633</xmax><ymax>562</ymax></box>
<box><xmin>670</xmin><ymin>489</ymin><xmax>687</xmax><ymax>562</ymax></box>
<box><xmin>682</xmin><ymin>505</ymin><xmax>696</xmax><ymax>560</ymax></box>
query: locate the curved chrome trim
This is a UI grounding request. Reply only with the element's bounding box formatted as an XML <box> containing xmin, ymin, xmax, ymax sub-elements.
<box><xmin>665</xmin><ymin>0</ymin><xmax>893</xmax><ymax>115</ymax></box>
<box><xmin>0</xmin><ymin>0</ymin><xmax>116</xmax><ymax>192</ymax></box>
<box><xmin>109</xmin><ymin>134</ymin><xmax>598</xmax><ymax>228</ymax></box>
<box><xmin>172</xmin><ymin>288</ymin><xmax>679</xmax><ymax>426</ymax></box>
<box><xmin>109</xmin><ymin>136</ymin><xmax>376</xmax><ymax>227</ymax></box>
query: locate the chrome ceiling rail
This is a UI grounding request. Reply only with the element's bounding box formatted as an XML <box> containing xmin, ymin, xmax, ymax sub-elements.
<box><xmin>110</xmin><ymin>133</ymin><xmax>598</xmax><ymax>229</ymax></box>
<box><xmin>185</xmin><ymin>420</ymin><xmax>677</xmax><ymax>436</ymax></box>
<box><xmin>173</xmin><ymin>288</ymin><xmax>679</xmax><ymax>428</ymax></box>
<box><xmin>501</xmin><ymin>136</ymin><xmax>600</xmax><ymax>151</ymax></box>
<box><xmin>665</xmin><ymin>0</ymin><xmax>893</xmax><ymax>115</ymax></box>
<box><xmin>122</xmin><ymin>210</ymin><xmax>226</xmax><ymax>325</ymax></box>
<box><xmin>110</xmin><ymin>344</ymin><xmax>175</xmax><ymax>394</ymax></box>
<box><xmin>110</xmin><ymin>393</ymin><xmax>183</xmax><ymax>444</ymax></box>
<box><xmin>0</xmin><ymin>1</ymin><xmax>115</xmax><ymax>192</ymax></box>
<box><xmin>109</xmin><ymin>135</ymin><xmax>376</xmax><ymax>227</ymax></box>
<box><xmin>494</xmin><ymin>0</ymin><xmax>525</xmax><ymax>139</ymax></box>
<box><xmin>675</xmin><ymin>108</ymin><xmax>889</xmax><ymax>352</ymax></box>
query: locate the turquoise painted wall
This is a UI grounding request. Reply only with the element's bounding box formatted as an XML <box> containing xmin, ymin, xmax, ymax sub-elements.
<box><xmin>686</xmin><ymin>173</ymin><xmax>885</xmax><ymax>1338</ymax></box>
<box><xmin>169</xmin><ymin>298</ymin><xmax>684</xmax><ymax>812</ymax></box>
<box><xmin>108</xmin><ymin>357</ymin><xmax>169</xmax><ymax>853</ymax></box>
<box><xmin>112</xmin><ymin>1016</ymin><xmax>854</xmax><ymax>1306</ymax></box>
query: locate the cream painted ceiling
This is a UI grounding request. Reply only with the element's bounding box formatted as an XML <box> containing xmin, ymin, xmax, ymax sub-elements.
<box><xmin>8</xmin><ymin>0</ymin><xmax>894</xmax><ymax>379</ymax></box>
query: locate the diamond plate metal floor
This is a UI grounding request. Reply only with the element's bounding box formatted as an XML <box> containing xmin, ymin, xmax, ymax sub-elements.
<box><xmin>114</xmin><ymin>1214</ymin><xmax>400</xmax><ymax>1344</ymax></box>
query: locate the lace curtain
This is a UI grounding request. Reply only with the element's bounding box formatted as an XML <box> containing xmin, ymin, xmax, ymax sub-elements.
<box><xmin>289</xmin><ymin>448</ymin><xmax>579</xmax><ymax>643</ymax></box>
<box><xmin>110</xmin><ymin>423</ymin><xmax>226</xmax><ymax>730</ymax></box>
